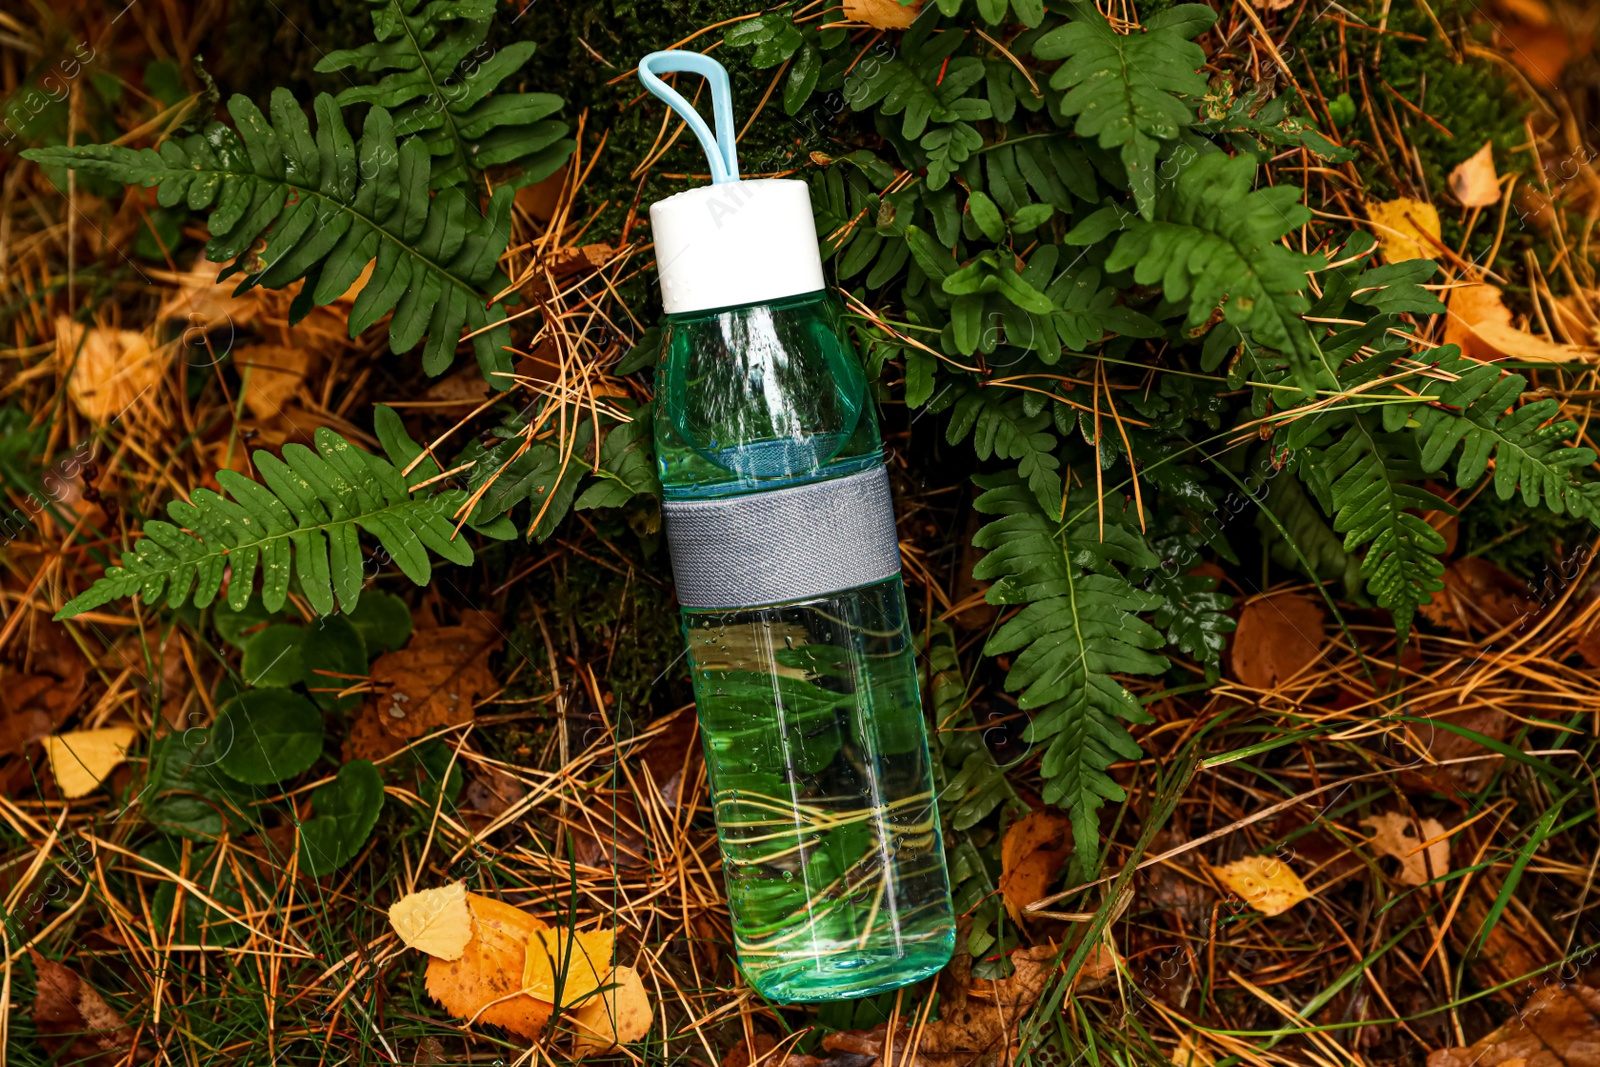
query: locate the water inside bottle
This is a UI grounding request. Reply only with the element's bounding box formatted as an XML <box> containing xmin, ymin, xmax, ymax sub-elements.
<box><xmin>684</xmin><ymin>577</ymin><xmax>955</xmax><ymax>1001</ymax></box>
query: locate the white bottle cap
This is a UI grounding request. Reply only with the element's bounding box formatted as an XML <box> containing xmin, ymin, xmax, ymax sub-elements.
<box><xmin>649</xmin><ymin>178</ymin><xmax>826</xmax><ymax>316</ymax></box>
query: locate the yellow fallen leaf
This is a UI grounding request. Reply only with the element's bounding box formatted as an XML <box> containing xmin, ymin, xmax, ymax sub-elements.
<box><xmin>1171</xmin><ymin>1033</ymin><xmax>1218</xmax><ymax>1067</ymax></box>
<box><xmin>1209</xmin><ymin>855</ymin><xmax>1310</xmax><ymax>917</ymax></box>
<box><xmin>425</xmin><ymin>893</ymin><xmax>553</xmax><ymax>1038</ymax></box>
<box><xmin>571</xmin><ymin>966</ymin><xmax>652</xmax><ymax>1056</ymax></box>
<box><xmin>389</xmin><ymin>882</ymin><xmax>473</xmax><ymax>961</ymax></box>
<box><xmin>1365</xmin><ymin>198</ymin><xmax>1442</xmax><ymax>264</ymax></box>
<box><xmin>45</xmin><ymin>727</ymin><xmax>136</xmax><ymax>799</ymax></box>
<box><xmin>57</xmin><ymin>318</ymin><xmax>167</xmax><ymax>424</ymax></box>
<box><xmin>1361</xmin><ymin>814</ymin><xmax>1450</xmax><ymax>886</ymax></box>
<box><xmin>524</xmin><ymin>927</ymin><xmax>615</xmax><ymax>1007</ymax></box>
<box><xmin>843</xmin><ymin>0</ymin><xmax>922</xmax><ymax>29</ymax></box>
<box><xmin>1449</xmin><ymin>142</ymin><xmax>1500</xmax><ymax>209</ymax></box>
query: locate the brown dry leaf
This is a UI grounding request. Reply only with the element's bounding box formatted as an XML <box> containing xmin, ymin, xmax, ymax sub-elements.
<box><xmin>998</xmin><ymin>808</ymin><xmax>1071</xmax><ymax>922</ymax></box>
<box><xmin>462</xmin><ymin>764</ymin><xmax>527</xmax><ymax>822</ymax></box>
<box><xmin>549</xmin><ymin>243</ymin><xmax>615</xmax><ymax>280</ymax></box>
<box><xmin>57</xmin><ymin>318</ymin><xmax>167</xmax><ymax>424</ymax></box>
<box><xmin>1249</xmin><ymin>0</ymin><xmax>1294</xmax><ymax>11</ymax></box>
<box><xmin>425</xmin><ymin>893</ymin><xmax>553</xmax><ymax>1038</ymax></box>
<box><xmin>1499</xmin><ymin>20</ymin><xmax>1577</xmax><ymax>89</ymax></box>
<box><xmin>516</xmin><ymin>165</ymin><xmax>568</xmax><ymax>223</ymax></box>
<box><xmin>721</xmin><ymin>1034</ymin><xmax>823</xmax><ymax>1067</ymax></box>
<box><xmin>523</xmin><ymin>927</ymin><xmax>615</xmax><ymax>1007</ymax></box>
<box><xmin>1428</xmin><ymin>983</ymin><xmax>1600</xmax><ymax>1067</ymax></box>
<box><xmin>423</xmin><ymin>367</ymin><xmax>493</xmax><ymax>405</ymax></box>
<box><xmin>1360</xmin><ymin>813</ymin><xmax>1449</xmax><ymax>886</ymax></box>
<box><xmin>1073</xmin><ymin>939</ymin><xmax>1121</xmax><ymax>991</ymax></box>
<box><xmin>1229</xmin><ymin>593</ymin><xmax>1325</xmax><ymax>690</ymax></box>
<box><xmin>342</xmin><ymin>700</ymin><xmax>408</xmax><ymax>763</ymax></box>
<box><xmin>825</xmin><ymin>945</ymin><xmax>1057</xmax><ymax>1067</ymax></box>
<box><xmin>389</xmin><ymin>882</ymin><xmax>473</xmax><ymax>960</ymax></box>
<box><xmin>1449</xmin><ymin>142</ymin><xmax>1501</xmax><ymax>208</ymax></box>
<box><xmin>29</xmin><ymin>949</ymin><xmax>151</xmax><ymax>1067</ymax></box>
<box><xmin>238</xmin><ymin>346</ymin><xmax>310</xmax><ymax>422</ymax></box>
<box><xmin>570</xmin><ymin>966</ymin><xmax>652</xmax><ymax>1056</ymax></box>
<box><xmin>44</xmin><ymin>727</ymin><xmax>136</xmax><ymax>799</ymax></box>
<box><xmin>1419</xmin><ymin>556</ymin><xmax>1535</xmax><ymax>634</ymax></box>
<box><xmin>1209</xmin><ymin>854</ymin><xmax>1310</xmax><ymax>917</ymax></box>
<box><xmin>1365</xmin><ymin>198</ymin><xmax>1442</xmax><ymax>264</ymax></box>
<box><xmin>372</xmin><ymin>610</ymin><xmax>503</xmax><ymax>739</ymax></box>
<box><xmin>844</xmin><ymin>0</ymin><xmax>922</xmax><ymax>28</ymax></box>
<box><xmin>2</xmin><ymin>623</ymin><xmax>88</xmax><ymax>756</ymax></box>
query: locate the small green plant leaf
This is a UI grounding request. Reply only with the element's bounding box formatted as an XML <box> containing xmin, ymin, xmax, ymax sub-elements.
<box><xmin>298</xmin><ymin>759</ymin><xmax>386</xmax><ymax>876</ymax></box>
<box><xmin>216</xmin><ymin>689</ymin><xmax>325</xmax><ymax>785</ymax></box>
<box><xmin>301</xmin><ymin>615</ymin><xmax>368</xmax><ymax>713</ymax></box>
<box><xmin>346</xmin><ymin>591</ymin><xmax>413</xmax><ymax>654</ymax></box>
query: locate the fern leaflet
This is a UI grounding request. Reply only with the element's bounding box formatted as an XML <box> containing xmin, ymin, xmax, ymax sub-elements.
<box><xmin>23</xmin><ymin>92</ymin><xmax>516</xmax><ymax>382</ymax></box>
<box><xmin>55</xmin><ymin>410</ymin><xmax>472</xmax><ymax>621</ymax></box>
<box><xmin>972</xmin><ymin>472</ymin><xmax>1167</xmax><ymax>873</ymax></box>
<box><xmin>1033</xmin><ymin>3</ymin><xmax>1216</xmax><ymax>218</ymax></box>
<box><xmin>318</xmin><ymin>0</ymin><xmax>572</xmax><ymax>190</ymax></box>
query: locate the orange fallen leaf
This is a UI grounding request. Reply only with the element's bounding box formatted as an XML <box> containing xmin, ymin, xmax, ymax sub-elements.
<box><xmin>844</xmin><ymin>0</ymin><xmax>922</xmax><ymax>28</ymax></box>
<box><xmin>998</xmin><ymin>808</ymin><xmax>1072</xmax><ymax>922</ymax></box>
<box><xmin>1449</xmin><ymin>142</ymin><xmax>1500</xmax><ymax>208</ymax></box>
<box><xmin>372</xmin><ymin>610</ymin><xmax>503</xmax><ymax>739</ymax></box>
<box><xmin>1361</xmin><ymin>813</ymin><xmax>1450</xmax><ymax>886</ymax></box>
<box><xmin>1443</xmin><ymin>283</ymin><xmax>1513</xmax><ymax>358</ymax></box>
<box><xmin>1229</xmin><ymin>594</ymin><xmax>1325</xmax><ymax>691</ymax></box>
<box><xmin>1365</xmin><ymin>198</ymin><xmax>1442</xmax><ymax>264</ymax></box>
<box><xmin>1468</xmin><ymin>320</ymin><xmax>1590</xmax><ymax>364</ymax></box>
<box><xmin>571</xmin><ymin>966</ymin><xmax>653</xmax><ymax>1056</ymax></box>
<box><xmin>1209</xmin><ymin>854</ymin><xmax>1310</xmax><ymax>917</ymax></box>
<box><xmin>523</xmin><ymin>927</ymin><xmax>615</xmax><ymax>1007</ymax></box>
<box><xmin>424</xmin><ymin>893</ymin><xmax>553</xmax><ymax>1039</ymax></box>
<box><xmin>389</xmin><ymin>882</ymin><xmax>473</xmax><ymax>960</ymax></box>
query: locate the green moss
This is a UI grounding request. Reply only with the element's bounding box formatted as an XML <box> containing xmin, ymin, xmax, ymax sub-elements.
<box><xmin>1289</xmin><ymin>0</ymin><xmax>1536</xmax><ymax>279</ymax></box>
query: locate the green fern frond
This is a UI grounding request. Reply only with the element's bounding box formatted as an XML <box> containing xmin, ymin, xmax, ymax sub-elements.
<box><xmin>927</xmin><ymin>621</ymin><xmax>1027</xmax><ymax>833</ymax></box>
<box><xmin>54</xmin><ymin>418</ymin><xmax>472</xmax><ymax>621</ymax></box>
<box><xmin>1383</xmin><ymin>347</ymin><xmax>1600</xmax><ymax>520</ymax></box>
<box><xmin>317</xmin><ymin>0</ymin><xmax>572</xmax><ymax>190</ymax></box>
<box><xmin>1094</xmin><ymin>151</ymin><xmax>1327</xmax><ymax>391</ymax></box>
<box><xmin>938</xmin><ymin>386</ymin><xmax>1063</xmax><ymax>511</ymax></box>
<box><xmin>1033</xmin><ymin>2</ymin><xmax>1217</xmax><ymax>217</ymax></box>
<box><xmin>1300</xmin><ymin>416</ymin><xmax>1449</xmax><ymax>638</ymax></box>
<box><xmin>22</xmin><ymin>91</ymin><xmax>516</xmax><ymax>382</ymax></box>
<box><xmin>972</xmin><ymin>472</ymin><xmax>1167</xmax><ymax>874</ymax></box>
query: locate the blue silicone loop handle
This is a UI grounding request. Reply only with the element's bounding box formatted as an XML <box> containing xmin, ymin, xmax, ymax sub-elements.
<box><xmin>638</xmin><ymin>51</ymin><xmax>741</xmax><ymax>185</ymax></box>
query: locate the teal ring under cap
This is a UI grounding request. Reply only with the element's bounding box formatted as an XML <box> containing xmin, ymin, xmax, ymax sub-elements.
<box><xmin>637</xmin><ymin>50</ymin><xmax>742</xmax><ymax>185</ymax></box>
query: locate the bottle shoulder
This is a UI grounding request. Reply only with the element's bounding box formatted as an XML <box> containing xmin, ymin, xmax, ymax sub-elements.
<box><xmin>654</xmin><ymin>291</ymin><xmax>883</xmax><ymax>500</ymax></box>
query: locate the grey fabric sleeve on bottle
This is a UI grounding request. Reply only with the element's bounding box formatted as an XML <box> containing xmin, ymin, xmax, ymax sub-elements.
<box><xmin>662</xmin><ymin>465</ymin><xmax>902</xmax><ymax>609</ymax></box>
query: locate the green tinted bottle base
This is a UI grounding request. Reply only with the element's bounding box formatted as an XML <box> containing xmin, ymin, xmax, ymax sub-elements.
<box><xmin>684</xmin><ymin>576</ymin><xmax>957</xmax><ymax>1006</ymax></box>
<box><xmin>743</xmin><ymin>925</ymin><xmax>956</xmax><ymax>1003</ymax></box>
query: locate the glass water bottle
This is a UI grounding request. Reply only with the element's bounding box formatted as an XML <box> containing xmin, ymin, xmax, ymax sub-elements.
<box><xmin>639</xmin><ymin>51</ymin><xmax>955</xmax><ymax>1002</ymax></box>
